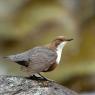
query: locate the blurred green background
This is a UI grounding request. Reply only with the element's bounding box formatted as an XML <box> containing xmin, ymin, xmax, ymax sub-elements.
<box><xmin>0</xmin><ymin>0</ymin><xmax>95</xmax><ymax>93</ymax></box>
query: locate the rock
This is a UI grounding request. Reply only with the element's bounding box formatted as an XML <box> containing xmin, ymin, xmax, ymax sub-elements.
<box><xmin>0</xmin><ymin>75</ymin><xmax>79</xmax><ymax>95</ymax></box>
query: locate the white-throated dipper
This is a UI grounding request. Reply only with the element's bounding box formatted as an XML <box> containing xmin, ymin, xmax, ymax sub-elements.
<box><xmin>4</xmin><ymin>36</ymin><xmax>73</xmax><ymax>80</ymax></box>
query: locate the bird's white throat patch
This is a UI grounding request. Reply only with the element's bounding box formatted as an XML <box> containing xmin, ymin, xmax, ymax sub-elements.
<box><xmin>56</xmin><ymin>42</ymin><xmax>67</xmax><ymax>64</ymax></box>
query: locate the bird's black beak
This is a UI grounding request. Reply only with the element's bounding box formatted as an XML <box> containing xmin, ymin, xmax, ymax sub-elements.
<box><xmin>64</xmin><ymin>38</ymin><xmax>73</xmax><ymax>41</ymax></box>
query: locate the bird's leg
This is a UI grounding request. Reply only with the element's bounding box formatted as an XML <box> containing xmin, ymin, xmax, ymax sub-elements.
<box><xmin>38</xmin><ymin>73</ymin><xmax>53</xmax><ymax>81</ymax></box>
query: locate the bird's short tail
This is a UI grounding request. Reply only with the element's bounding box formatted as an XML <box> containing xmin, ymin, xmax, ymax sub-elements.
<box><xmin>0</xmin><ymin>56</ymin><xmax>10</xmax><ymax>61</ymax></box>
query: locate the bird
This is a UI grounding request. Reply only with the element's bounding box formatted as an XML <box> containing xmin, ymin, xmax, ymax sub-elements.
<box><xmin>3</xmin><ymin>36</ymin><xmax>73</xmax><ymax>80</ymax></box>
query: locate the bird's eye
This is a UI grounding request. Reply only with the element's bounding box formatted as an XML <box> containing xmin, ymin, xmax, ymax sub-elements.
<box><xmin>60</xmin><ymin>39</ymin><xmax>63</xmax><ymax>41</ymax></box>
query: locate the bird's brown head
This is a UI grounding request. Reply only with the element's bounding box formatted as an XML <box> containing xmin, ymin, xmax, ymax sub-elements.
<box><xmin>49</xmin><ymin>36</ymin><xmax>73</xmax><ymax>49</ymax></box>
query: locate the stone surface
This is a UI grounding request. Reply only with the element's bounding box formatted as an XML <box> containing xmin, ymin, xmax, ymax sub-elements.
<box><xmin>0</xmin><ymin>75</ymin><xmax>79</xmax><ymax>95</ymax></box>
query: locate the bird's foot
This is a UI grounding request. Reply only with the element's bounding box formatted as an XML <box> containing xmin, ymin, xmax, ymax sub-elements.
<box><xmin>26</xmin><ymin>74</ymin><xmax>54</xmax><ymax>82</ymax></box>
<box><xmin>26</xmin><ymin>75</ymin><xmax>42</xmax><ymax>80</ymax></box>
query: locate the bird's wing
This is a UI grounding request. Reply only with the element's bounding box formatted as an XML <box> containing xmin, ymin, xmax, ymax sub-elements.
<box><xmin>28</xmin><ymin>47</ymin><xmax>57</xmax><ymax>72</ymax></box>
